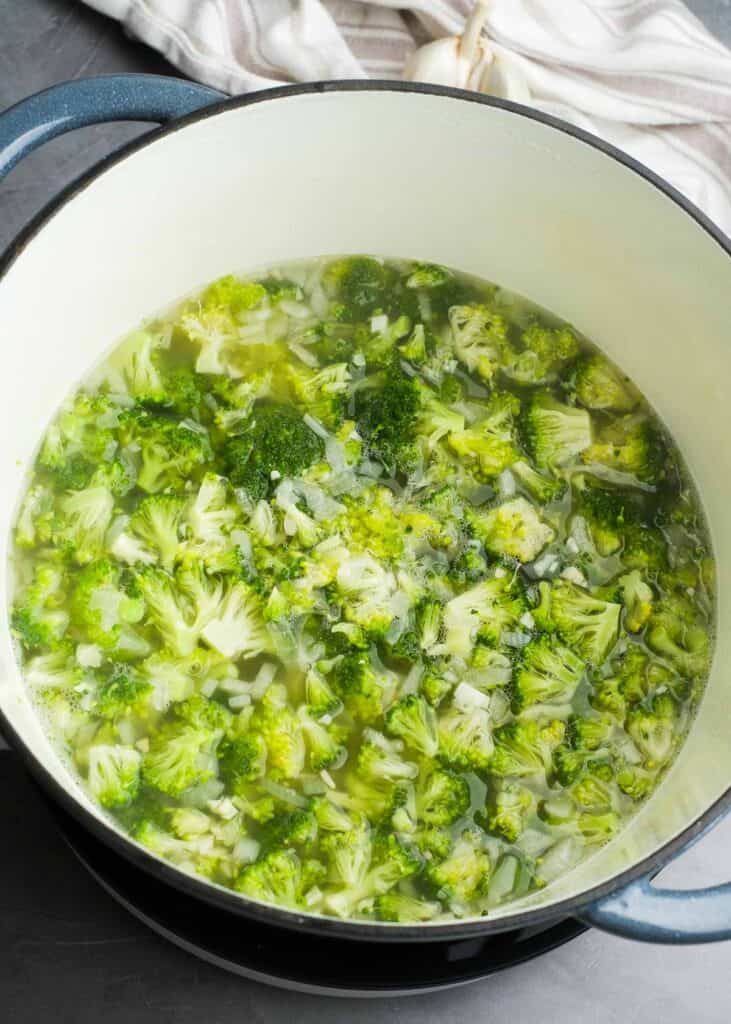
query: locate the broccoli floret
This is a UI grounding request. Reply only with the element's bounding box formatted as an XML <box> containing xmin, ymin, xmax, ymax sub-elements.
<box><xmin>298</xmin><ymin>708</ymin><xmax>346</xmax><ymax>771</ymax></box>
<box><xmin>184</xmin><ymin>473</ymin><xmax>240</xmax><ymax>549</ymax></box>
<box><xmin>202</xmin><ymin>275</ymin><xmax>267</xmax><ymax>316</ymax></box>
<box><xmin>437</xmin><ymin>701</ymin><xmax>493</xmax><ymax>773</ymax></box>
<box><xmin>503</xmin><ymin>322</ymin><xmax>580</xmax><ymax>386</ymax></box>
<box><xmin>56</xmin><ymin>485</ymin><xmax>115</xmax><ymax>565</ymax></box>
<box><xmin>622</xmin><ymin>525</ymin><xmax>668</xmax><ymax>573</ymax></box>
<box><xmin>11</xmin><ymin>562</ymin><xmax>70</xmax><ymax>651</ymax></box>
<box><xmin>331</xmin><ymin>650</ymin><xmax>386</xmax><ymax>724</ymax></box>
<box><xmin>384</xmin><ymin>694</ymin><xmax>439</xmax><ymax>757</ymax></box>
<box><xmin>421</xmin><ymin>668</ymin><xmax>455</xmax><ymax>709</ymax></box>
<box><xmin>619</xmin><ymin>570</ymin><xmax>654</xmax><ymax>632</ymax></box>
<box><xmin>414</xmin><ymin>381</ymin><xmax>465</xmax><ymax>449</ymax></box>
<box><xmin>450</xmin><ymin>546</ymin><xmax>489</xmax><ymax>586</ymax></box>
<box><xmin>582</xmin><ymin>414</ymin><xmax>666</xmax><ymax>484</ymax></box>
<box><xmin>447</xmin><ymin>391</ymin><xmax>521</xmax><ymax>479</ymax></box>
<box><xmin>425</xmin><ymin>830</ymin><xmax>491</xmax><ymax>906</ymax></box>
<box><xmin>235</xmin><ymin>847</ymin><xmax>302</xmax><ymax>908</ymax></box>
<box><xmin>566</xmin><ymin>713</ymin><xmax>614</xmax><ymax>751</ymax></box>
<box><xmin>200</xmin><ymin>581</ymin><xmax>272</xmax><ymax>660</ymax></box>
<box><xmin>323</xmin><ymin>256</ymin><xmax>390</xmax><ymax>319</ymax></box>
<box><xmin>511</xmin><ymin>460</ymin><xmax>566</xmax><ymax>505</ymax></box>
<box><xmin>646</xmin><ymin>595</ymin><xmax>710</xmax><ymax>677</ymax></box>
<box><xmin>134</xmin><ymin>819</ymin><xmax>228</xmax><ymax>879</ymax></box>
<box><xmin>22</xmin><ymin>649</ymin><xmax>83</xmax><ymax>692</ymax></box>
<box><xmin>357</xmin><ymin>728</ymin><xmax>417</xmax><ymax>782</ymax></box>
<box><xmin>326</xmin><ymin>833</ymin><xmax>422</xmax><ymax>918</ymax></box>
<box><xmin>540</xmin><ymin>796</ymin><xmax>619</xmax><ymax>846</ymax></box>
<box><xmin>570</xmin><ymin>767</ymin><xmax>618</xmax><ymax>811</ymax></box>
<box><xmin>490</xmin><ymin>719</ymin><xmax>565</xmax><ymax>778</ymax></box>
<box><xmin>95</xmin><ymin>668</ymin><xmax>153</xmax><ymax>721</ymax></box>
<box><xmin>87</xmin><ymin>744</ymin><xmax>142</xmax><ymax>808</ymax></box>
<box><xmin>571</xmin><ymin>353</ymin><xmax>639</xmax><ymax>412</ymax></box>
<box><xmin>39</xmin><ymin>393</ymin><xmax>117</xmax><ymax>488</ymax></box>
<box><xmin>415</xmin><ymin>767</ymin><xmax>470</xmax><ymax>827</ymax></box>
<box><xmin>287</xmin><ymin>362</ymin><xmax>352</xmax><ymax>430</ymax></box>
<box><xmin>321</xmin><ymin>823</ymin><xmax>372</xmax><ymax>890</ymax></box>
<box><xmin>470</xmin><ymin>497</ymin><xmax>555</xmax><ymax>564</ymax></box>
<box><xmin>355</xmin><ymin>365</ymin><xmax>420</xmax><ymax>475</ymax></box>
<box><xmin>134</xmin><ymin>565</ymin><xmax>199</xmax><ymax>657</ymax></box>
<box><xmin>443</xmin><ymin>575</ymin><xmax>526</xmax><ymax>658</ymax></box>
<box><xmin>69</xmin><ymin>558</ymin><xmax>143</xmax><ymax>653</ymax></box>
<box><xmin>449</xmin><ymin>304</ymin><xmax>508</xmax><ymax>382</ymax></box>
<box><xmin>304</xmin><ymin>666</ymin><xmax>342</xmax><ymax>719</ymax></box>
<box><xmin>626</xmin><ymin>692</ymin><xmax>679</xmax><ymax>769</ymax></box>
<box><xmin>106</xmin><ymin>327</ymin><xmax>170</xmax><ymax>404</ymax></box>
<box><xmin>574</xmin><ymin>484</ymin><xmax>644</xmax><ymax>557</ymax></box>
<box><xmin>119</xmin><ymin>410</ymin><xmax>211</xmax><ymax>493</ymax></box>
<box><xmin>217</xmin><ymin>733</ymin><xmax>267</xmax><ymax>793</ymax></box>
<box><xmin>535</xmin><ymin>579</ymin><xmax>620</xmax><ymax>664</ymax></box>
<box><xmin>616</xmin><ymin>762</ymin><xmax>657</xmax><ymax>801</ymax></box>
<box><xmin>14</xmin><ymin>484</ymin><xmax>55</xmax><ymax>549</ymax></box>
<box><xmin>512</xmin><ymin>635</ymin><xmax>585</xmax><ymax>711</ymax></box>
<box><xmin>373</xmin><ymin>892</ymin><xmax>442</xmax><ymax>923</ymax></box>
<box><xmin>142</xmin><ymin>715</ymin><xmax>222</xmax><ymax>797</ymax></box>
<box><xmin>222</xmin><ymin>402</ymin><xmax>324</xmax><ymax>500</ymax></box>
<box><xmin>482</xmin><ymin>781</ymin><xmax>535</xmax><ymax>843</ymax></box>
<box><xmin>250</xmin><ymin>683</ymin><xmax>305</xmax><ymax>781</ymax></box>
<box><xmin>589</xmin><ymin>675</ymin><xmax>626</xmax><ymax>720</ymax></box>
<box><xmin>520</xmin><ymin>392</ymin><xmax>592</xmax><ymax>468</ymax></box>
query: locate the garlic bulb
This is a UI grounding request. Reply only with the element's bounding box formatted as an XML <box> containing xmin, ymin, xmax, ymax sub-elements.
<box><xmin>403</xmin><ymin>1</ymin><xmax>531</xmax><ymax>105</ymax></box>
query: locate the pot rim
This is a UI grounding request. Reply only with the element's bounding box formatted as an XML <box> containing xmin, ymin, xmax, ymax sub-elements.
<box><xmin>1</xmin><ymin>78</ymin><xmax>729</xmax><ymax>943</ymax></box>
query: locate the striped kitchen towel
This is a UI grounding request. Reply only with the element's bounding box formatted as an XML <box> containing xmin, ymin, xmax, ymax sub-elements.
<box><xmin>83</xmin><ymin>0</ymin><xmax>731</xmax><ymax>234</ymax></box>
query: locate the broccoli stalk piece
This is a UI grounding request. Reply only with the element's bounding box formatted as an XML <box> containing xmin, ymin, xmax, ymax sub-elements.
<box><xmin>512</xmin><ymin>635</ymin><xmax>585</xmax><ymax>711</ymax></box>
<box><xmin>520</xmin><ymin>392</ymin><xmax>592</xmax><ymax>469</ymax></box>
<box><xmin>619</xmin><ymin>570</ymin><xmax>654</xmax><ymax>632</ymax></box>
<box><xmin>571</xmin><ymin>353</ymin><xmax>639</xmax><ymax>412</ymax></box>
<box><xmin>470</xmin><ymin>497</ymin><xmax>555</xmax><ymax>564</ymax></box>
<box><xmin>384</xmin><ymin>694</ymin><xmax>439</xmax><ymax>757</ymax></box>
<box><xmin>87</xmin><ymin>744</ymin><xmax>142</xmax><ymax>808</ymax></box>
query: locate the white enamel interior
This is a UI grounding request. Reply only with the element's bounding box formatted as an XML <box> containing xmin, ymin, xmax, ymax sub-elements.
<box><xmin>0</xmin><ymin>89</ymin><xmax>729</xmax><ymax>924</ymax></box>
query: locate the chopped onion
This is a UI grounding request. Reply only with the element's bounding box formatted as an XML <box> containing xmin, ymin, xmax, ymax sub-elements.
<box><xmin>502</xmin><ymin>630</ymin><xmax>532</xmax><ymax>648</ymax></box>
<box><xmin>234</xmin><ymin>838</ymin><xmax>261</xmax><ymax>863</ymax></box>
<box><xmin>259</xmin><ymin>778</ymin><xmax>308</xmax><ymax>807</ymax></box>
<box><xmin>303</xmin><ymin>413</ymin><xmax>329</xmax><ymax>439</ymax></box>
<box><xmin>288</xmin><ymin>341</ymin><xmax>320</xmax><ymax>367</ymax></box>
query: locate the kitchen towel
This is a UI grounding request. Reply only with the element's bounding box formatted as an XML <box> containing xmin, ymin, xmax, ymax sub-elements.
<box><xmin>83</xmin><ymin>0</ymin><xmax>731</xmax><ymax>234</ymax></box>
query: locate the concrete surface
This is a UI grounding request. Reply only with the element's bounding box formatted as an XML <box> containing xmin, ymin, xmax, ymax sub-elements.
<box><xmin>0</xmin><ymin>1</ymin><xmax>729</xmax><ymax>1020</ymax></box>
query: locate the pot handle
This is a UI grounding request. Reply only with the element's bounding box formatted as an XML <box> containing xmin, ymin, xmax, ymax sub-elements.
<box><xmin>580</xmin><ymin>822</ymin><xmax>731</xmax><ymax>943</ymax></box>
<box><xmin>0</xmin><ymin>74</ymin><xmax>225</xmax><ymax>181</ymax></box>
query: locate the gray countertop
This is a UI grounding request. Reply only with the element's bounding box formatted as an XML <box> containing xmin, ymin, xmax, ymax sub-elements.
<box><xmin>1</xmin><ymin>1</ymin><xmax>730</xmax><ymax>1019</ymax></box>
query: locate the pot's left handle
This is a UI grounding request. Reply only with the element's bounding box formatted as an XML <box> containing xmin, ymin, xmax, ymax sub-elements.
<box><xmin>0</xmin><ymin>74</ymin><xmax>225</xmax><ymax>181</ymax></box>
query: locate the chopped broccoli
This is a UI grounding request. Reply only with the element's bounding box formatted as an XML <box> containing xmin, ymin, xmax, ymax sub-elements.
<box><xmin>373</xmin><ymin>892</ymin><xmax>441</xmax><ymax>923</ymax></box>
<box><xmin>127</xmin><ymin>495</ymin><xmax>185</xmax><ymax>571</ymax></box>
<box><xmin>222</xmin><ymin>403</ymin><xmax>324</xmax><ymax>500</ymax></box>
<box><xmin>437</xmin><ymin>700</ymin><xmax>494</xmax><ymax>774</ymax></box>
<box><xmin>142</xmin><ymin>716</ymin><xmax>222</xmax><ymax>797</ymax></box>
<box><xmin>482</xmin><ymin>781</ymin><xmax>535</xmax><ymax>843</ymax></box>
<box><xmin>323</xmin><ymin>256</ymin><xmax>389</xmax><ymax>319</ymax></box>
<box><xmin>119</xmin><ymin>410</ymin><xmax>211</xmax><ymax>493</ymax></box>
<box><xmin>200</xmin><ymin>581</ymin><xmax>272</xmax><ymax>660</ymax></box>
<box><xmin>449</xmin><ymin>304</ymin><xmax>508</xmax><ymax>382</ymax></box>
<box><xmin>512</xmin><ymin>635</ymin><xmax>585</xmax><ymax>711</ymax></box>
<box><xmin>535</xmin><ymin>579</ymin><xmax>620</xmax><ymax>664</ymax></box>
<box><xmin>490</xmin><ymin>718</ymin><xmax>565</xmax><ymax>778</ymax></box>
<box><xmin>57</xmin><ymin>485</ymin><xmax>115</xmax><ymax>565</ymax></box>
<box><xmin>384</xmin><ymin>694</ymin><xmax>438</xmax><ymax>757</ymax></box>
<box><xmin>511</xmin><ymin>460</ymin><xmax>566</xmax><ymax>504</ymax></box>
<box><xmin>646</xmin><ymin>594</ymin><xmax>710</xmax><ymax>677</ymax></box>
<box><xmin>619</xmin><ymin>570</ymin><xmax>654</xmax><ymax>632</ymax></box>
<box><xmin>355</xmin><ymin>365</ymin><xmax>420</xmax><ymax>475</ymax></box>
<box><xmin>217</xmin><ymin>733</ymin><xmax>267</xmax><ymax>793</ymax></box>
<box><xmin>298</xmin><ymin>707</ymin><xmax>346</xmax><ymax>771</ymax></box>
<box><xmin>503</xmin><ymin>322</ymin><xmax>580</xmax><ymax>386</ymax></box>
<box><xmin>87</xmin><ymin>744</ymin><xmax>142</xmax><ymax>808</ymax></box>
<box><xmin>11</xmin><ymin>562</ymin><xmax>70</xmax><ymax>651</ymax></box>
<box><xmin>443</xmin><ymin>575</ymin><xmax>526</xmax><ymax>658</ymax></box>
<box><xmin>425</xmin><ymin>830</ymin><xmax>491</xmax><ymax>906</ymax></box>
<box><xmin>235</xmin><ymin>847</ymin><xmax>303</xmax><ymax>908</ymax></box>
<box><xmin>520</xmin><ymin>391</ymin><xmax>592</xmax><ymax>468</ymax></box>
<box><xmin>626</xmin><ymin>692</ymin><xmax>679</xmax><ymax>769</ymax></box>
<box><xmin>582</xmin><ymin>414</ymin><xmax>666</xmax><ymax>485</ymax></box>
<box><xmin>415</xmin><ymin>766</ymin><xmax>470</xmax><ymax>827</ymax></box>
<box><xmin>447</xmin><ymin>391</ymin><xmax>521</xmax><ymax>479</ymax></box>
<box><xmin>571</xmin><ymin>353</ymin><xmax>639</xmax><ymax>412</ymax></box>
<box><xmin>357</xmin><ymin>729</ymin><xmax>417</xmax><ymax>782</ymax></box>
<box><xmin>470</xmin><ymin>497</ymin><xmax>555</xmax><ymax>563</ymax></box>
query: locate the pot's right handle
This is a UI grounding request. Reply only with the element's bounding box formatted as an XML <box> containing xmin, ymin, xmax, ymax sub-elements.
<box><xmin>580</xmin><ymin>816</ymin><xmax>731</xmax><ymax>944</ymax></box>
<box><xmin>0</xmin><ymin>74</ymin><xmax>224</xmax><ymax>181</ymax></box>
<box><xmin>580</xmin><ymin>876</ymin><xmax>731</xmax><ymax>944</ymax></box>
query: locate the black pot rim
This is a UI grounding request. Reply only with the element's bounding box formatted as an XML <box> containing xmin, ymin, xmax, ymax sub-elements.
<box><xmin>1</xmin><ymin>77</ymin><xmax>730</xmax><ymax>943</ymax></box>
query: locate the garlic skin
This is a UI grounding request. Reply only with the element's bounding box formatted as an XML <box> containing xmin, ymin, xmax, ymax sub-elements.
<box><xmin>402</xmin><ymin>1</ymin><xmax>531</xmax><ymax>105</ymax></box>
